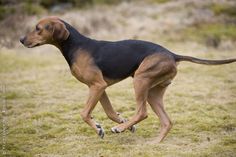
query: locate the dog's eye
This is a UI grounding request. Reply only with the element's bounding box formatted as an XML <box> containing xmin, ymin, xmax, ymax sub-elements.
<box><xmin>45</xmin><ymin>24</ymin><xmax>50</xmax><ymax>30</ymax></box>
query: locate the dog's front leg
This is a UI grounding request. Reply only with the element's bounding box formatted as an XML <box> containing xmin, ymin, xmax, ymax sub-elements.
<box><xmin>80</xmin><ymin>83</ymin><xmax>107</xmax><ymax>138</ymax></box>
<box><xmin>100</xmin><ymin>91</ymin><xmax>136</xmax><ymax>133</ymax></box>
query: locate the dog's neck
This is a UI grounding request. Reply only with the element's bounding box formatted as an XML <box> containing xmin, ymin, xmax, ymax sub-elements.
<box><xmin>54</xmin><ymin>21</ymin><xmax>95</xmax><ymax>66</ymax></box>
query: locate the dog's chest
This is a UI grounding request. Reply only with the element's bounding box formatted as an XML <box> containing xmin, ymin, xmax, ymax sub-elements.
<box><xmin>70</xmin><ymin>64</ymin><xmax>85</xmax><ymax>83</ymax></box>
<box><xmin>70</xmin><ymin>51</ymin><xmax>101</xmax><ymax>85</ymax></box>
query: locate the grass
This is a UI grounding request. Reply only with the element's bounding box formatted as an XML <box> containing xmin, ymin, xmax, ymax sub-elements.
<box><xmin>0</xmin><ymin>44</ymin><xmax>235</xmax><ymax>157</ymax></box>
<box><xmin>1</xmin><ymin>1</ymin><xmax>236</xmax><ymax>156</ymax></box>
<box><xmin>210</xmin><ymin>3</ymin><xmax>236</xmax><ymax>17</ymax></box>
<box><xmin>182</xmin><ymin>24</ymin><xmax>236</xmax><ymax>47</ymax></box>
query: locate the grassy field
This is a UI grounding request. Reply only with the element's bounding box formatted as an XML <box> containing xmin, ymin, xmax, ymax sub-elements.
<box><xmin>1</xmin><ymin>0</ymin><xmax>236</xmax><ymax>156</ymax></box>
<box><xmin>0</xmin><ymin>43</ymin><xmax>236</xmax><ymax>157</ymax></box>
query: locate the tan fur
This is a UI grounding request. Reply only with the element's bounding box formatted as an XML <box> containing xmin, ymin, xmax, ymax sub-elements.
<box><xmin>71</xmin><ymin>51</ymin><xmax>101</xmax><ymax>85</ymax></box>
<box><xmin>70</xmin><ymin>50</ymin><xmax>109</xmax><ymax>134</ymax></box>
<box><xmin>22</xmin><ymin>17</ymin><xmax>69</xmax><ymax>48</ymax></box>
<box><xmin>100</xmin><ymin>92</ymin><xmax>126</xmax><ymax>123</ymax></box>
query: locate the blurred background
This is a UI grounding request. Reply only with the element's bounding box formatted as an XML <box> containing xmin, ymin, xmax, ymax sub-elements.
<box><xmin>0</xmin><ymin>0</ymin><xmax>236</xmax><ymax>49</ymax></box>
<box><xmin>0</xmin><ymin>0</ymin><xmax>236</xmax><ymax>156</ymax></box>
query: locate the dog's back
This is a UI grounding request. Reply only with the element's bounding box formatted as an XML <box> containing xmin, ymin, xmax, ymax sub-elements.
<box><xmin>91</xmin><ymin>40</ymin><xmax>174</xmax><ymax>79</ymax></box>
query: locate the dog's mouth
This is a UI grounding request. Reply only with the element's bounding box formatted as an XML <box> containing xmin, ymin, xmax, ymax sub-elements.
<box><xmin>23</xmin><ymin>42</ymin><xmax>41</xmax><ymax>48</ymax></box>
<box><xmin>27</xmin><ymin>43</ymin><xmax>41</xmax><ymax>48</ymax></box>
<box><xmin>20</xmin><ymin>38</ymin><xmax>43</xmax><ymax>48</ymax></box>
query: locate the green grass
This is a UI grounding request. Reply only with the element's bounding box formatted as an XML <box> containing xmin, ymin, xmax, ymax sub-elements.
<box><xmin>149</xmin><ymin>0</ymin><xmax>171</xmax><ymax>3</ymax></box>
<box><xmin>210</xmin><ymin>3</ymin><xmax>236</xmax><ymax>17</ymax></box>
<box><xmin>0</xmin><ymin>47</ymin><xmax>236</xmax><ymax>156</ymax></box>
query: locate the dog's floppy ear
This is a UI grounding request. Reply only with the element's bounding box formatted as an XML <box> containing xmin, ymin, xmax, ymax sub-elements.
<box><xmin>52</xmin><ymin>20</ymin><xmax>69</xmax><ymax>41</ymax></box>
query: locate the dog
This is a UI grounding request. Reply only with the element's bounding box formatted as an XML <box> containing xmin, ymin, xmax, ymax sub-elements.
<box><xmin>20</xmin><ymin>16</ymin><xmax>236</xmax><ymax>143</ymax></box>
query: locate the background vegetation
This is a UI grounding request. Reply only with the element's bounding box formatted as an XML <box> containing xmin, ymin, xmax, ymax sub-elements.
<box><xmin>0</xmin><ymin>0</ymin><xmax>236</xmax><ymax>156</ymax></box>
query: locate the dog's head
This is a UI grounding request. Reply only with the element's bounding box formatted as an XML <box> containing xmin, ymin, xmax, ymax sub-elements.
<box><xmin>20</xmin><ymin>16</ymin><xmax>70</xmax><ymax>48</ymax></box>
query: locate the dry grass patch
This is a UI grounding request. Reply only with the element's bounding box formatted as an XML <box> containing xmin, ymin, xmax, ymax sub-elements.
<box><xmin>0</xmin><ymin>45</ymin><xmax>235</xmax><ymax>156</ymax></box>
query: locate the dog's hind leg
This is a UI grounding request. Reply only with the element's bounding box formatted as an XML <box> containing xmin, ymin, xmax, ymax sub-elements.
<box><xmin>100</xmin><ymin>91</ymin><xmax>136</xmax><ymax>132</ymax></box>
<box><xmin>111</xmin><ymin>53</ymin><xmax>177</xmax><ymax>134</ymax></box>
<box><xmin>147</xmin><ymin>85</ymin><xmax>172</xmax><ymax>143</ymax></box>
<box><xmin>111</xmin><ymin>75</ymin><xmax>150</xmax><ymax>133</ymax></box>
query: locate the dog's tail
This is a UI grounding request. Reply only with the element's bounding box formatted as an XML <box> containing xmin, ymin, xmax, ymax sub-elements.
<box><xmin>174</xmin><ymin>54</ymin><xmax>236</xmax><ymax>65</ymax></box>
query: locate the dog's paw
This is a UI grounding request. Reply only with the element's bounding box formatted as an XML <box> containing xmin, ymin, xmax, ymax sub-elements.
<box><xmin>111</xmin><ymin>127</ymin><xmax>122</xmax><ymax>133</ymax></box>
<box><xmin>128</xmin><ymin>125</ymin><xmax>136</xmax><ymax>133</ymax></box>
<box><xmin>96</xmin><ymin>123</ymin><xmax>105</xmax><ymax>139</ymax></box>
<box><xmin>120</xmin><ymin>119</ymin><xmax>136</xmax><ymax>133</ymax></box>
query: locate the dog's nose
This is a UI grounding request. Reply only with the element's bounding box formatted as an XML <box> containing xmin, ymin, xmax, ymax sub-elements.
<box><xmin>20</xmin><ymin>36</ymin><xmax>26</xmax><ymax>44</ymax></box>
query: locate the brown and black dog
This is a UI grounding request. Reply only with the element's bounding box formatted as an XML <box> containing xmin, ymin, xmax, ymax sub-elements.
<box><xmin>20</xmin><ymin>17</ymin><xmax>236</xmax><ymax>143</ymax></box>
